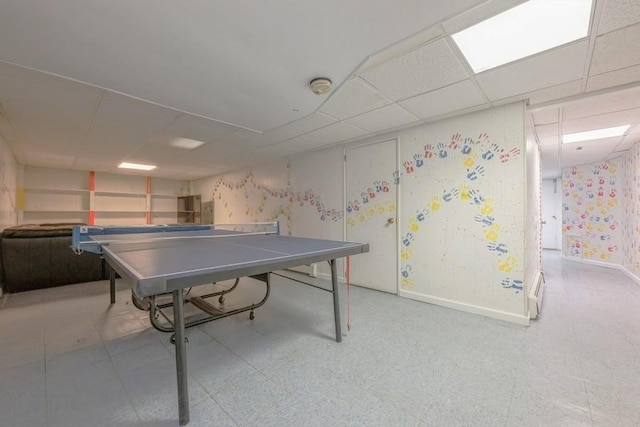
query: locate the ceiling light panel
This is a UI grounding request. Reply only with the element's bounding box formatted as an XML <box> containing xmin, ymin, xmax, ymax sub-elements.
<box><xmin>452</xmin><ymin>0</ymin><xmax>592</xmax><ymax>73</ymax></box>
<box><xmin>170</xmin><ymin>137</ymin><xmax>206</xmax><ymax>149</ymax></box>
<box><xmin>562</xmin><ymin>125</ymin><xmax>630</xmax><ymax>143</ymax></box>
<box><xmin>118</xmin><ymin>162</ymin><xmax>157</xmax><ymax>171</ymax></box>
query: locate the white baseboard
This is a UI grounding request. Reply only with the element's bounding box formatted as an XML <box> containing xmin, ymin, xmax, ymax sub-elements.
<box><xmin>560</xmin><ymin>256</ymin><xmax>640</xmax><ymax>288</ymax></box>
<box><xmin>398</xmin><ymin>289</ymin><xmax>530</xmax><ymax>326</ymax></box>
<box><xmin>621</xmin><ymin>266</ymin><xmax>640</xmax><ymax>287</ymax></box>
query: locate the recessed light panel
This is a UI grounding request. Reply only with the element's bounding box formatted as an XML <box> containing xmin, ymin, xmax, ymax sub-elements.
<box><xmin>563</xmin><ymin>125</ymin><xmax>630</xmax><ymax>143</ymax></box>
<box><xmin>118</xmin><ymin>162</ymin><xmax>157</xmax><ymax>171</ymax></box>
<box><xmin>452</xmin><ymin>0</ymin><xmax>592</xmax><ymax>73</ymax></box>
<box><xmin>170</xmin><ymin>137</ymin><xmax>206</xmax><ymax>149</ymax></box>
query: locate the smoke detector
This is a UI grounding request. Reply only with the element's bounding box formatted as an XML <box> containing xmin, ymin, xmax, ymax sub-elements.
<box><xmin>309</xmin><ymin>78</ymin><xmax>332</xmax><ymax>95</ymax></box>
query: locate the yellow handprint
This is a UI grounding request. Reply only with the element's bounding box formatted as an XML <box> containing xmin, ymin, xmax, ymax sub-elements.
<box><xmin>484</xmin><ymin>224</ymin><xmax>501</xmax><ymax>242</ymax></box>
<box><xmin>408</xmin><ymin>217</ymin><xmax>420</xmax><ymax>232</ymax></box>
<box><xmin>498</xmin><ymin>255</ymin><xmax>517</xmax><ymax>273</ymax></box>
<box><xmin>430</xmin><ymin>196</ymin><xmax>441</xmax><ymax>211</ymax></box>
<box><xmin>463</xmin><ymin>153</ymin><xmax>478</xmax><ymax>168</ymax></box>
<box><xmin>480</xmin><ymin>198</ymin><xmax>495</xmax><ymax>215</ymax></box>
<box><xmin>401</xmin><ymin>277</ymin><xmax>415</xmax><ymax>290</ymax></box>
<box><xmin>401</xmin><ymin>247</ymin><xmax>414</xmax><ymax>261</ymax></box>
<box><xmin>458</xmin><ymin>184</ymin><xmax>471</xmax><ymax>201</ymax></box>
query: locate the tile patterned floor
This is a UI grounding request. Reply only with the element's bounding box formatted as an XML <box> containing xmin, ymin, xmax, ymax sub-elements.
<box><xmin>0</xmin><ymin>249</ymin><xmax>639</xmax><ymax>426</ymax></box>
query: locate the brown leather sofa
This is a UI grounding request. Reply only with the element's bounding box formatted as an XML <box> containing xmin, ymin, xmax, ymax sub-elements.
<box><xmin>0</xmin><ymin>223</ymin><xmax>105</xmax><ymax>293</ymax></box>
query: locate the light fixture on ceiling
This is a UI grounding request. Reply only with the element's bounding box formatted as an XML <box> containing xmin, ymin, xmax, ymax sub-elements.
<box><xmin>562</xmin><ymin>125</ymin><xmax>630</xmax><ymax>144</ymax></box>
<box><xmin>170</xmin><ymin>137</ymin><xmax>206</xmax><ymax>150</ymax></box>
<box><xmin>452</xmin><ymin>0</ymin><xmax>593</xmax><ymax>73</ymax></box>
<box><xmin>118</xmin><ymin>162</ymin><xmax>157</xmax><ymax>171</ymax></box>
<box><xmin>310</xmin><ymin>77</ymin><xmax>332</xmax><ymax>95</ymax></box>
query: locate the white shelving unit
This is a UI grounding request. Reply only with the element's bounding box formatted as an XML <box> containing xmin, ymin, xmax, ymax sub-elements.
<box><xmin>20</xmin><ymin>167</ymin><xmax>91</xmax><ymax>224</ymax></box>
<box><xmin>18</xmin><ymin>166</ymin><xmax>189</xmax><ymax>225</ymax></box>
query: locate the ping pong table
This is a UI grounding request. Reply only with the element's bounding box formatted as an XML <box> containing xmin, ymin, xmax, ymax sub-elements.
<box><xmin>72</xmin><ymin>222</ymin><xmax>368</xmax><ymax>426</ymax></box>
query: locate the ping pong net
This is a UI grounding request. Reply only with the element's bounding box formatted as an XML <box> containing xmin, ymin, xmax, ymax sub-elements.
<box><xmin>71</xmin><ymin>221</ymin><xmax>280</xmax><ymax>255</ymax></box>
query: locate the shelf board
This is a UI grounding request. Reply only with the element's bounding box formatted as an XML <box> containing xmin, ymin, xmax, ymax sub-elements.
<box><xmin>151</xmin><ymin>193</ymin><xmax>180</xmax><ymax>198</ymax></box>
<box><xmin>23</xmin><ymin>209</ymin><xmax>89</xmax><ymax>213</ymax></box>
<box><xmin>24</xmin><ymin>188</ymin><xmax>89</xmax><ymax>194</ymax></box>
<box><xmin>94</xmin><ymin>191</ymin><xmax>147</xmax><ymax>196</ymax></box>
<box><xmin>95</xmin><ymin>210</ymin><xmax>147</xmax><ymax>213</ymax></box>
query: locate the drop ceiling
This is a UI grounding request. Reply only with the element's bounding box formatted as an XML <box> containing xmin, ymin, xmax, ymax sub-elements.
<box><xmin>0</xmin><ymin>0</ymin><xmax>639</xmax><ymax>180</ymax></box>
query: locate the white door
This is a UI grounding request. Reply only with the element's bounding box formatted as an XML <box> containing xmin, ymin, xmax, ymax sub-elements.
<box><xmin>345</xmin><ymin>140</ymin><xmax>397</xmax><ymax>294</ymax></box>
<box><xmin>542</xmin><ymin>179</ymin><xmax>561</xmax><ymax>250</ymax></box>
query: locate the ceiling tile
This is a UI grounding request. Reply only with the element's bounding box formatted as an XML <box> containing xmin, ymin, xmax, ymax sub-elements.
<box><xmin>25</xmin><ymin>152</ymin><xmax>75</xmax><ymax>168</ymax></box>
<box><xmin>305</xmin><ymin>122</ymin><xmax>370</xmax><ymax>143</ymax></box>
<box><xmin>162</xmin><ymin>113</ymin><xmax>240</xmax><ymax>143</ymax></box>
<box><xmin>399</xmin><ymin>79</ymin><xmax>487</xmax><ymax>119</ymax></box>
<box><xmin>476</xmin><ymin>41</ymin><xmax>588</xmax><ymax>101</ymax></box>
<box><xmin>281</xmin><ymin>112</ymin><xmax>337</xmax><ymax>135</ymax></box>
<box><xmin>231</xmin><ymin>127</ymin><xmax>299</xmax><ymax>146</ymax></box>
<box><xmin>586</xmin><ymin>64</ymin><xmax>640</xmax><ymax>91</ymax></box>
<box><xmin>562</xmin><ymin>107</ymin><xmax>640</xmax><ymax>133</ymax></box>
<box><xmin>532</xmin><ymin>108</ymin><xmax>559</xmax><ymax>125</ymax></box>
<box><xmin>526</xmin><ymin>80</ymin><xmax>583</xmax><ymax>106</ymax></box>
<box><xmin>597</xmin><ymin>0</ymin><xmax>640</xmax><ymax>35</ymax></box>
<box><xmin>359</xmin><ymin>38</ymin><xmax>470</xmax><ymax>101</ymax></box>
<box><xmin>590</xmin><ymin>24</ymin><xmax>640</xmax><ymax>75</ymax></box>
<box><xmin>319</xmin><ymin>78</ymin><xmax>391</xmax><ymax>120</ymax></box>
<box><xmin>536</xmin><ymin>124</ymin><xmax>559</xmax><ymax>138</ymax></box>
<box><xmin>344</xmin><ymin>104</ymin><xmax>419</xmax><ymax>133</ymax></box>
<box><xmin>562</xmin><ymin>86</ymin><xmax>640</xmax><ymax>120</ymax></box>
<box><xmin>252</xmin><ymin>135</ymin><xmax>332</xmax><ymax>159</ymax></box>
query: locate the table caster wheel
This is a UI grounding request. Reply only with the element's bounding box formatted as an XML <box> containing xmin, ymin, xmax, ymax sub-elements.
<box><xmin>249</xmin><ymin>311</ymin><xmax>255</xmax><ymax>320</ymax></box>
<box><xmin>131</xmin><ymin>293</ymin><xmax>150</xmax><ymax>311</ymax></box>
<box><xmin>219</xmin><ymin>296</ymin><xmax>225</xmax><ymax>304</ymax></box>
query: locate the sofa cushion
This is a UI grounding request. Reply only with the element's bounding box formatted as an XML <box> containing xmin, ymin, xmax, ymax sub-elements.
<box><xmin>1</xmin><ymin>223</ymin><xmax>82</xmax><ymax>238</ymax></box>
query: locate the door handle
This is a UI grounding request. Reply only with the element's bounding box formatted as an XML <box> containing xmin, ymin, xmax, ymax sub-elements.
<box><xmin>387</xmin><ymin>218</ymin><xmax>395</xmax><ymax>224</ymax></box>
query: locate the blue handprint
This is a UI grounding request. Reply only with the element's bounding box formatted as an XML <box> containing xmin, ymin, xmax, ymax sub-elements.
<box><xmin>467</xmin><ymin>165</ymin><xmax>485</xmax><ymax>181</ymax></box>
<box><xmin>461</xmin><ymin>137</ymin><xmax>473</xmax><ymax>154</ymax></box>
<box><xmin>482</xmin><ymin>143</ymin><xmax>500</xmax><ymax>160</ymax></box>
<box><xmin>474</xmin><ymin>214</ymin><xmax>495</xmax><ymax>227</ymax></box>
<box><xmin>402</xmin><ymin>233</ymin><xmax>415</xmax><ymax>247</ymax></box>
<box><xmin>501</xmin><ymin>278</ymin><xmax>523</xmax><ymax>291</ymax></box>
<box><xmin>437</xmin><ymin>143</ymin><xmax>448</xmax><ymax>159</ymax></box>
<box><xmin>487</xmin><ymin>242</ymin><xmax>509</xmax><ymax>254</ymax></box>
<box><xmin>468</xmin><ymin>189</ymin><xmax>484</xmax><ymax>205</ymax></box>
<box><xmin>442</xmin><ymin>187</ymin><xmax>459</xmax><ymax>202</ymax></box>
<box><xmin>413</xmin><ymin>153</ymin><xmax>424</xmax><ymax>168</ymax></box>
<box><xmin>401</xmin><ymin>265</ymin><xmax>413</xmax><ymax>278</ymax></box>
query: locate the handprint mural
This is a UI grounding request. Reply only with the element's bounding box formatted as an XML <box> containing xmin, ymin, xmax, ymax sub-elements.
<box><xmin>561</xmin><ymin>159</ymin><xmax>622</xmax><ymax>263</ymax></box>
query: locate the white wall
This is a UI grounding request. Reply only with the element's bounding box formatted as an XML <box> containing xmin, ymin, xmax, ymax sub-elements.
<box><xmin>192</xmin><ymin>148</ymin><xmax>345</xmax><ymax>278</ymax></box>
<box><xmin>194</xmin><ymin>102</ymin><xmax>534</xmax><ymax>324</ymax></box>
<box><xmin>0</xmin><ymin>135</ymin><xmax>18</xmax><ymax>230</ymax></box>
<box><xmin>397</xmin><ymin>102</ymin><xmax>529</xmax><ymax>324</ymax></box>
<box><xmin>525</xmin><ymin>134</ymin><xmax>542</xmax><ymax>301</ymax></box>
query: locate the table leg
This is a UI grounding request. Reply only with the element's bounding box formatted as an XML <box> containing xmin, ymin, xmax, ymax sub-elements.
<box><xmin>109</xmin><ymin>266</ymin><xmax>116</xmax><ymax>304</ymax></box>
<box><xmin>173</xmin><ymin>290</ymin><xmax>190</xmax><ymax>426</ymax></box>
<box><xmin>330</xmin><ymin>259</ymin><xmax>342</xmax><ymax>342</ymax></box>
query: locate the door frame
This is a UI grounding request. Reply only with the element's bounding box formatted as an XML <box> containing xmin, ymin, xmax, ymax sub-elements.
<box><xmin>343</xmin><ymin>137</ymin><xmax>400</xmax><ymax>294</ymax></box>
